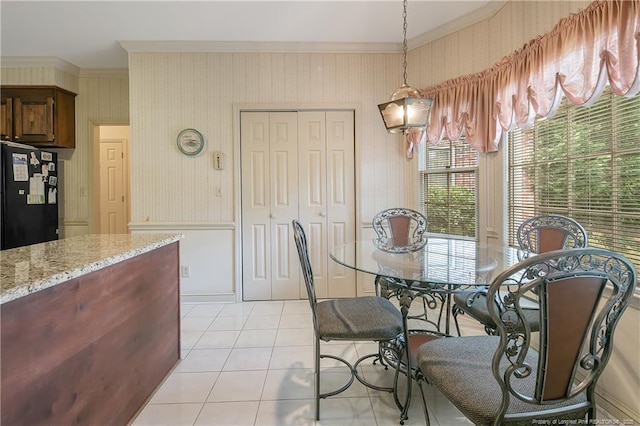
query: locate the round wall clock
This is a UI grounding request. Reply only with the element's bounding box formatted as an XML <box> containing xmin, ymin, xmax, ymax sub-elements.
<box><xmin>176</xmin><ymin>128</ymin><xmax>205</xmax><ymax>156</ymax></box>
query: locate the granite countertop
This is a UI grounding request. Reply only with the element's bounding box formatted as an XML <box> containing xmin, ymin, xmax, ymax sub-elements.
<box><xmin>0</xmin><ymin>233</ymin><xmax>183</xmax><ymax>304</ymax></box>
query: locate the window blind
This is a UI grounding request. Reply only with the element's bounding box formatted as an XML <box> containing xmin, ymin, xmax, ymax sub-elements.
<box><xmin>509</xmin><ymin>87</ymin><xmax>640</xmax><ymax>267</ymax></box>
<box><xmin>420</xmin><ymin>136</ymin><xmax>478</xmax><ymax>239</ymax></box>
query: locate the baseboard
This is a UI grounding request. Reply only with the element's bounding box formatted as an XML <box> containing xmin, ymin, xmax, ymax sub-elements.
<box><xmin>61</xmin><ymin>219</ymin><xmax>90</xmax><ymax>238</ymax></box>
<box><xmin>549</xmin><ymin>353</ymin><xmax>639</xmax><ymax>423</ymax></box>
<box><xmin>594</xmin><ymin>383</ymin><xmax>640</xmax><ymax>423</ymax></box>
<box><xmin>181</xmin><ymin>294</ymin><xmax>238</xmax><ymax>304</ymax></box>
<box><xmin>129</xmin><ymin>221</ymin><xmax>235</xmax><ymax>231</ymax></box>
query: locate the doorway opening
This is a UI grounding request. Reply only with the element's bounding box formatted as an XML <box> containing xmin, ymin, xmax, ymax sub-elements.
<box><xmin>94</xmin><ymin>125</ymin><xmax>131</xmax><ymax>234</ymax></box>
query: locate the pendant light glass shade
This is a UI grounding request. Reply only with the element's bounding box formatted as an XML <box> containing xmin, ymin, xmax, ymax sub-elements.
<box><xmin>378</xmin><ymin>85</ymin><xmax>433</xmax><ymax>134</ymax></box>
<box><xmin>378</xmin><ymin>0</ymin><xmax>432</xmax><ymax>135</ymax></box>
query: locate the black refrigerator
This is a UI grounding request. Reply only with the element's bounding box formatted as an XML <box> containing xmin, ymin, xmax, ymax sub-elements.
<box><xmin>1</xmin><ymin>141</ymin><xmax>59</xmax><ymax>250</ymax></box>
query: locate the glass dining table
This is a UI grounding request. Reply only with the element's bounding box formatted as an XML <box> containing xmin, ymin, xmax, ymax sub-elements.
<box><xmin>331</xmin><ymin>237</ymin><xmax>522</xmax><ymax>322</ymax></box>
<box><xmin>330</xmin><ymin>236</ymin><xmax>523</xmax><ymax>424</ymax></box>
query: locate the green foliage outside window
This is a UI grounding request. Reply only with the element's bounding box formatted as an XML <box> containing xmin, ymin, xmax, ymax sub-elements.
<box><xmin>424</xmin><ymin>185</ymin><xmax>477</xmax><ymax>238</ymax></box>
<box><xmin>509</xmin><ymin>88</ymin><xmax>640</xmax><ymax>266</ymax></box>
<box><xmin>420</xmin><ymin>136</ymin><xmax>478</xmax><ymax>239</ymax></box>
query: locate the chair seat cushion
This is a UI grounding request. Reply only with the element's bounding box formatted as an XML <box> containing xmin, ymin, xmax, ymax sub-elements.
<box><xmin>453</xmin><ymin>291</ymin><xmax>541</xmax><ymax>332</ymax></box>
<box><xmin>417</xmin><ymin>336</ymin><xmax>588</xmax><ymax>425</ymax></box>
<box><xmin>316</xmin><ymin>296</ymin><xmax>403</xmax><ymax>341</ymax></box>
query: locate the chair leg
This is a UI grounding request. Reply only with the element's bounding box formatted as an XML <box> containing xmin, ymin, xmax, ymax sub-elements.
<box><xmin>398</xmin><ymin>289</ymin><xmax>413</xmax><ymax>425</ymax></box>
<box><xmin>399</xmin><ymin>353</ymin><xmax>411</xmax><ymax>424</ymax></box>
<box><xmin>417</xmin><ymin>377</ymin><xmax>431</xmax><ymax>426</ymax></box>
<box><xmin>451</xmin><ymin>304</ymin><xmax>463</xmax><ymax>336</ymax></box>
<box><xmin>587</xmin><ymin>386</ymin><xmax>597</xmax><ymax>422</ymax></box>
<box><xmin>434</xmin><ymin>292</ymin><xmax>455</xmax><ymax>335</ymax></box>
<box><xmin>392</xmin><ymin>348</ymin><xmax>406</xmax><ymax>414</ymax></box>
<box><xmin>375</xmin><ymin>342</ymin><xmax>391</xmax><ymax>370</ymax></box>
<box><xmin>315</xmin><ymin>336</ymin><xmax>320</xmax><ymax>421</ymax></box>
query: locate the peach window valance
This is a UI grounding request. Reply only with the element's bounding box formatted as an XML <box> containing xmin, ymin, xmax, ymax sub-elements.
<box><xmin>412</xmin><ymin>0</ymin><xmax>640</xmax><ymax>155</ymax></box>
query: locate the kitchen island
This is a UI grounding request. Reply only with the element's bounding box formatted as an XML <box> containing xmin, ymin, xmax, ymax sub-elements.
<box><xmin>0</xmin><ymin>233</ymin><xmax>183</xmax><ymax>425</ymax></box>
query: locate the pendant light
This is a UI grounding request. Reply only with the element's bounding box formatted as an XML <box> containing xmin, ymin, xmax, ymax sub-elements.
<box><xmin>378</xmin><ymin>0</ymin><xmax>432</xmax><ymax>134</ymax></box>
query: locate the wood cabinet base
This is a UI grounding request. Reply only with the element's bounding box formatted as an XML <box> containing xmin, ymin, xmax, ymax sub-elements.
<box><xmin>1</xmin><ymin>242</ymin><xmax>180</xmax><ymax>425</ymax></box>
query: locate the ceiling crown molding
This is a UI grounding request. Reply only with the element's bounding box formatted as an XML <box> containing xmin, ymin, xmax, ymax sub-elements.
<box><xmin>1</xmin><ymin>56</ymin><xmax>80</xmax><ymax>75</ymax></box>
<box><xmin>79</xmin><ymin>69</ymin><xmax>129</xmax><ymax>78</ymax></box>
<box><xmin>119</xmin><ymin>40</ymin><xmax>399</xmax><ymax>54</ymax></box>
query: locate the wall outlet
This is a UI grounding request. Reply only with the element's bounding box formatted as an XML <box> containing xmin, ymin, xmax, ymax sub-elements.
<box><xmin>180</xmin><ymin>265</ymin><xmax>190</xmax><ymax>278</ymax></box>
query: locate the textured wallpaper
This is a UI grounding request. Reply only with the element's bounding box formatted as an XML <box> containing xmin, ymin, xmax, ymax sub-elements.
<box><xmin>128</xmin><ymin>51</ymin><xmax>410</xmax><ymax>225</ymax></box>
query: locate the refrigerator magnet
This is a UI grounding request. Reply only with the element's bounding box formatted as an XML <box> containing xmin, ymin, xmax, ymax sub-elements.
<box><xmin>28</xmin><ymin>173</ymin><xmax>45</xmax><ymax>205</ymax></box>
<box><xmin>12</xmin><ymin>153</ymin><xmax>28</xmax><ymax>181</ymax></box>
<box><xmin>30</xmin><ymin>152</ymin><xmax>40</xmax><ymax>166</ymax></box>
<box><xmin>27</xmin><ymin>194</ymin><xmax>45</xmax><ymax>204</ymax></box>
<box><xmin>41</xmin><ymin>152</ymin><xmax>53</xmax><ymax>161</ymax></box>
<box><xmin>48</xmin><ymin>188</ymin><xmax>57</xmax><ymax>204</ymax></box>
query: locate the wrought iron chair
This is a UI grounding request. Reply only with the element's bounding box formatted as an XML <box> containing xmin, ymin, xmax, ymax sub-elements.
<box><xmin>415</xmin><ymin>247</ymin><xmax>637</xmax><ymax>425</ymax></box>
<box><xmin>372</xmin><ymin>208</ymin><xmax>440</xmax><ymax>326</ymax></box>
<box><xmin>292</xmin><ymin>220</ymin><xmax>404</xmax><ymax>421</ymax></box>
<box><xmin>372</xmin><ymin>207</ymin><xmax>428</xmax><ymax>253</ymax></box>
<box><xmin>371</xmin><ymin>209</ymin><xmax>451</xmax><ymax>424</ymax></box>
<box><xmin>452</xmin><ymin>214</ymin><xmax>588</xmax><ymax>335</ymax></box>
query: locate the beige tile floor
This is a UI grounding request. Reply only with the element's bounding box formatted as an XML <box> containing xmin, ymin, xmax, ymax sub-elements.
<box><xmin>130</xmin><ymin>300</ymin><xmax>613</xmax><ymax>426</ymax></box>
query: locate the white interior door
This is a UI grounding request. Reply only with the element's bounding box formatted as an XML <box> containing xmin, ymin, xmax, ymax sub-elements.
<box><xmin>241</xmin><ymin>112</ymin><xmax>271</xmax><ymax>300</ymax></box>
<box><xmin>99</xmin><ymin>141</ymin><xmax>126</xmax><ymax>234</ymax></box>
<box><xmin>297</xmin><ymin>111</ymin><xmax>329</xmax><ymax>297</ymax></box>
<box><xmin>241</xmin><ymin>112</ymin><xmax>299</xmax><ymax>300</ymax></box>
<box><xmin>241</xmin><ymin>110</ymin><xmax>355</xmax><ymax>300</ymax></box>
<box><xmin>325</xmin><ymin>111</ymin><xmax>356</xmax><ymax>298</ymax></box>
<box><xmin>269</xmin><ymin>113</ymin><xmax>300</xmax><ymax>299</ymax></box>
<box><xmin>298</xmin><ymin>111</ymin><xmax>356</xmax><ymax>298</ymax></box>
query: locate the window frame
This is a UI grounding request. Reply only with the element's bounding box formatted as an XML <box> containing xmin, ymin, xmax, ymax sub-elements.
<box><xmin>419</xmin><ymin>135</ymin><xmax>479</xmax><ymax>240</ymax></box>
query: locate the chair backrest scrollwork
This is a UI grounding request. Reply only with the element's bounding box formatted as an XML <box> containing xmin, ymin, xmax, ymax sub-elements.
<box><xmin>517</xmin><ymin>214</ymin><xmax>588</xmax><ymax>256</ymax></box>
<box><xmin>372</xmin><ymin>208</ymin><xmax>427</xmax><ymax>253</ymax></box>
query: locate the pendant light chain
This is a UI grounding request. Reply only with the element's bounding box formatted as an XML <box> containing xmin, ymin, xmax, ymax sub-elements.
<box><xmin>402</xmin><ymin>0</ymin><xmax>409</xmax><ymax>86</ymax></box>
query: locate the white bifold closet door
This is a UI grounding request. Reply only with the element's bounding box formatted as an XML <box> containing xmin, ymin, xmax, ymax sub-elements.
<box><xmin>241</xmin><ymin>110</ymin><xmax>355</xmax><ymax>301</ymax></box>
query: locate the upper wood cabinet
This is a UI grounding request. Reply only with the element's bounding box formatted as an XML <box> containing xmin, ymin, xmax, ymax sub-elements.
<box><xmin>0</xmin><ymin>86</ymin><xmax>76</xmax><ymax>148</ymax></box>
